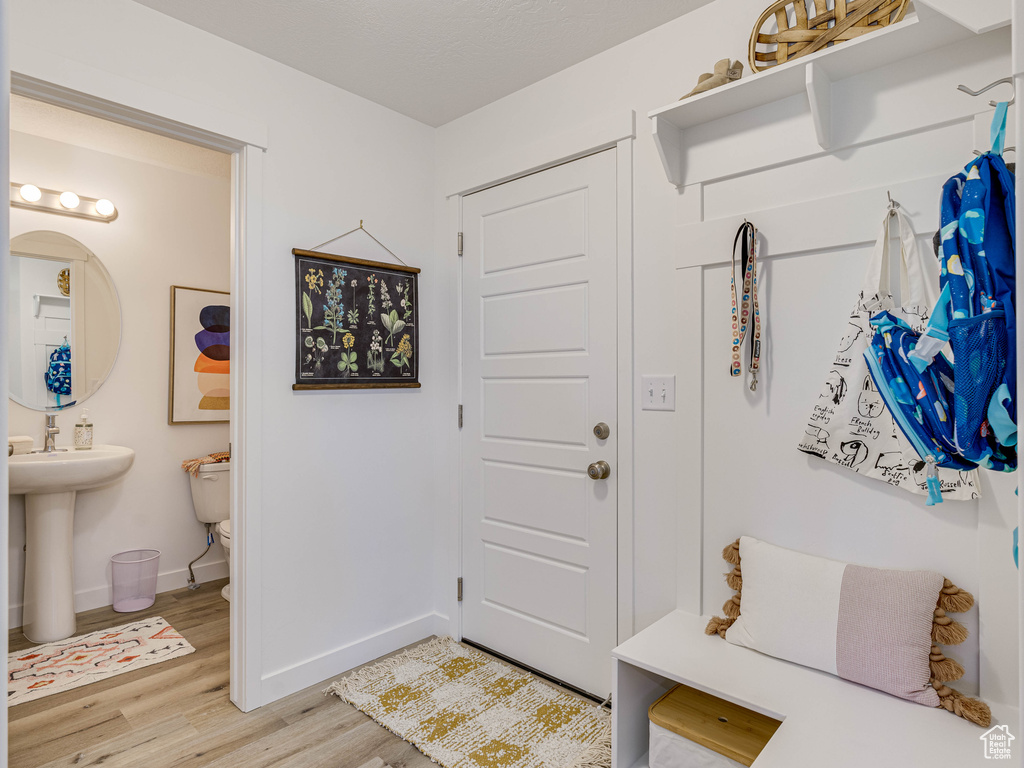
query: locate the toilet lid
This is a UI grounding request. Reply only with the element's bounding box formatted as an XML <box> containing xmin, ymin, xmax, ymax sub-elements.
<box><xmin>217</xmin><ymin>520</ymin><xmax>231</xmax><ymax>538</ymax></box>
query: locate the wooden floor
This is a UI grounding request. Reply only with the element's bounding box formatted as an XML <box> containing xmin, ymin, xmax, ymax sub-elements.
<box><xmin>8</xmin><ymin>579</ymin><xmax>434</xmax><ymax>768</ymax></box>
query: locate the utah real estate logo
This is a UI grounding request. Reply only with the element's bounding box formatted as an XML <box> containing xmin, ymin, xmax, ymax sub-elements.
<box><xmin>980</xmin><ymin>725</ymin><xmax>1015</xmax><ymax>760</ymax></box>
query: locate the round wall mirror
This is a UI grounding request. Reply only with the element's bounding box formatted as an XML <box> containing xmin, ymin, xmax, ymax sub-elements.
<box><xmin>8</xmin><ymin>231</ymin><xmax>121</xmax><ymax>411</ymax></box>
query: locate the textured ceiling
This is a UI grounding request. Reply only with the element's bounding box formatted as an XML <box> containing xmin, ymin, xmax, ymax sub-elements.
<box><xmin>130</xmin><ymin>0</ymin><xmax>713</xmax><ymax>127</ymax></box>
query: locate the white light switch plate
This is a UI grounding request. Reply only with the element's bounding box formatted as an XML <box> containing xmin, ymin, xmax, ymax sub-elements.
<box><xmin>642</xmin><ymin>375</ymin><xmax>676</xmax><ymax>411</ymax></box>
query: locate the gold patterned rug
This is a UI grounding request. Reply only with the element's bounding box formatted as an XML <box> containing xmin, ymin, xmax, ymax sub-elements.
<box><xmin>325</xmin><ymin>636</ymin><xmax>611</xmax><ymax>768</ymax></box>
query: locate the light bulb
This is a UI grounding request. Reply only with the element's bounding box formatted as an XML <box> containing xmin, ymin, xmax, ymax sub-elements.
<box><xmin>95</xmin><ymin>199</ymin><xmax>115</xmax><ymax>217</ymax></box>
<box><xmin>59</xmin><ymin>191</ymin><xmax>80</xmax><ymax>209</ymax></box>
<box><xmin>19</xmin><ymin>184</ymin><xmax>41</xmax><ymax>203</ymax></box>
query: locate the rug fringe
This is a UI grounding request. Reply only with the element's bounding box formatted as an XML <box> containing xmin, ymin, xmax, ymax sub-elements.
<box><xmin>564</xmin><ymin>716</ymin><xmax>612</xmax><ymax>768</ymax></box>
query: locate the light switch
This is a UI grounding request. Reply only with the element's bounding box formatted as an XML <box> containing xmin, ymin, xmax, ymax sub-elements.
<box><xmin>642</xmin><ymin>375</ymin><xmax>675</xmax><ymax>411</ymax></box>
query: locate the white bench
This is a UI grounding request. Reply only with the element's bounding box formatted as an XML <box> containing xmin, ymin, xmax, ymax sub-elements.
<box><xmin>612</xmin><ymin>610</ymin><xmax>1017</xmax><ymax>767</ymax></box>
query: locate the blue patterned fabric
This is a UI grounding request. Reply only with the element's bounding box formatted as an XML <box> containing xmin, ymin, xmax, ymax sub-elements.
<box><xmin>45</xmin><ymin>341</ymin><xmax>72</xmax><ymax>406</ymax></box>
<box><xmin>866</xmin><ymin>111</ymin><xmax>1017</xmax><ymax>501</ymax></box>
<box><xmin>866</xmin><ymin>312</ymin><xmax>974</xmax><ymax>473</ymax></box>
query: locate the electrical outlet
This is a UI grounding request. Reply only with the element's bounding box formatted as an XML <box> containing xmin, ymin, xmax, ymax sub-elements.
<box><xmin>641</xmin><ymin>375</ymin><xmax>676</xmax><ymax>411</ymax></box>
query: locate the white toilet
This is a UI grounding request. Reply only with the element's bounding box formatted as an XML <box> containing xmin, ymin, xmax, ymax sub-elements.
<box><xmin>187</xmin><ymin>460</ymin><xmax>232</xmax><ymax>601</ymax></box>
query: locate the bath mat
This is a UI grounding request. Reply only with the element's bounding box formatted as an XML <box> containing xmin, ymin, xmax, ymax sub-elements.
<box><xmin>7</xmin><ymin>616</ymin><xmax>195</xmax><ymax>706</ymax></box>
<box><xmin>326</xmin><ymin>636</ymin><xmax>611</xmax><ymax>768</ymax></box>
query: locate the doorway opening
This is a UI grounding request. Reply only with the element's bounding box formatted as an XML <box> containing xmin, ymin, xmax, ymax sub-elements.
<box><xmin>5</xmin><ymin>73</ymin><xmax>264</xmax><ymax>714</ymax></box>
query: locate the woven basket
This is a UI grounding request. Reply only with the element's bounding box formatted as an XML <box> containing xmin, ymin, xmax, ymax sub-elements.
<box><xmin>749</xmin><ymin>0</ymin><xmax>909</xmax><ymax>73</ymax></box>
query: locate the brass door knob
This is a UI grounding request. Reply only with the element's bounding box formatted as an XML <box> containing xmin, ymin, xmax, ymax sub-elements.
<box><xmin>588</xmin><ymin>461</ymin><xmax>611</xmax><ymax>480</ymax></box>
<box><xmin>593</xmin><ymin>422</ymin><xmax>611</xmax><ymax>440</ymax></box>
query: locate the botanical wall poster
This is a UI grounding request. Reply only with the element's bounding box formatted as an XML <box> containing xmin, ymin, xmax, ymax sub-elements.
<box><xmin>169</xmin><ymin>285</ymin><xmax>230</xmax><ymax>424</ymax></box>
<box><xmin>292</xmin><ymin>249</ymin><xmax>420</xmax><ymax>389</ymax></box>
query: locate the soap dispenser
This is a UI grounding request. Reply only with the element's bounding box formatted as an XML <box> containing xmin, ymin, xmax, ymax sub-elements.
<box><xmin>74</xmin><ymin>410</ymin><xmax>93</xmax><ymax>450</ymax></box>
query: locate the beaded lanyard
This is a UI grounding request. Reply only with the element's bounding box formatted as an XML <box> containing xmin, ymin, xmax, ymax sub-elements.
<box><xmin>730</xmin><ymin>221</ymin><xmax>761</xmax><ymax>391</ymax></box>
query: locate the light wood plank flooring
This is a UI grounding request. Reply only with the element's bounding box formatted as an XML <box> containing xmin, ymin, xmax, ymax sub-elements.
<box><xmin>8</xmin><ymin>579</ymin><xmax>434</xmax><ymax>768</ymax></box>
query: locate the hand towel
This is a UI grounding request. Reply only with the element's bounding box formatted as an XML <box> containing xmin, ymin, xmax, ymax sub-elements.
<box><xmin>181</xmin><ymin>451</ymin><xmax>230</xmax><ymax>478</ymax></box>
<box><xmin>8</xmin><ymin>436</ymin><xmax>34</xmax><ymax>456</ymax></box>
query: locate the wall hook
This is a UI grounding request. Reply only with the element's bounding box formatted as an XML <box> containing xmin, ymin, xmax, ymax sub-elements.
<box><xmin>957</xmin><ymin>77</ymin><xmax>1015</xmax><ymax>108</ymax></box>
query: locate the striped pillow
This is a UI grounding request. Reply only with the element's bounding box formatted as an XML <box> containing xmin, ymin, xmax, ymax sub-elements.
<box><xmin>706</xmin><ymin>536</ymin><xmax>990</xmax><ymax>727</ymax></box>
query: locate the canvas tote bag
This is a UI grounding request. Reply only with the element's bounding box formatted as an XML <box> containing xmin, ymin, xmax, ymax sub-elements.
<box><xmin>797</xmin><ymin>207</ymin><xmax>979</xmax><ymax>500</ymax></box>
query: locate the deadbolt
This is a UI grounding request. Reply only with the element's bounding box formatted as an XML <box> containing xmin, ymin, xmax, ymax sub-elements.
<box><xmin>588</xmin><ymin>461</ymin><xmax>611</xmax><ymax>480</ymax></box>
<box><xmin>593</xmin><ymin>422</ymin><xmax>611</xmax><ymax>440</ymax></box>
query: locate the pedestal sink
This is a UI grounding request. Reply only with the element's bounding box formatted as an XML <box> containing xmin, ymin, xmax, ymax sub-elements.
<box><xmin>9</xmin><ymin>445</ymin><xmax>135</xmax><ymax>643</ymax></box>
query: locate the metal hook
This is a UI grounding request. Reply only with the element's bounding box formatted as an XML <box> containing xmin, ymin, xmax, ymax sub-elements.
<box><xmin>973</xmin><ymin>147</ymin><xmax>1016</xmax><ymax>156</ymax></box>
<box><xmin>887</xmin><ymin>191</ymin><xmax>900</xmax><ymax>215</ymax></box>
<box><xmin>957</xmin><ymin>77</ymin><xmax>1015</xmax><ymax>108</ymax></box>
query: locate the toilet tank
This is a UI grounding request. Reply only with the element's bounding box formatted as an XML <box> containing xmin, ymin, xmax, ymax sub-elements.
<box><xmin>188</xmin><ymin>461</ymin><xmax>231</xmax><ymax>523</ymax></box>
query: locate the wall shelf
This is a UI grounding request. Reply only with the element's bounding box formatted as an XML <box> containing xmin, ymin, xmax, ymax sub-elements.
<box><xmin>649</xmin><ymin>4</ymin><xmax>1007</xmax><ymax>186</ymax></box>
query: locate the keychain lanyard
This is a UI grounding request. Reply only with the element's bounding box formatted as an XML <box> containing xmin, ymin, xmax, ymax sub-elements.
<box><xmin>730</xmin><ymin>221</ymin><xmax>761</xmax><ymax>391</ymax></box>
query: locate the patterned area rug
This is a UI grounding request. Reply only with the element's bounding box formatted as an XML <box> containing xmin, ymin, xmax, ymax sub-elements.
<box><xmin>326</xmin><ymin>636</ymin><xmax>611</xmax><ymax>768</ymax></box>
<box><xmin>8</xmin><ymin>616</ymin><xmax>195</xmax><ymax>706</ymax></box>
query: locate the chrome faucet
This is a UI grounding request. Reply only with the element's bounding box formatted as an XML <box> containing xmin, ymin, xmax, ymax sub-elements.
<box><xmin>42</xmin><ymin>414</ymin><xmax>60</xmax><ymax>453</ymax></box>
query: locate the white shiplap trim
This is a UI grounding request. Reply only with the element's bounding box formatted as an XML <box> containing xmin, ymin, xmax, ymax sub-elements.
<box><xmin>674</xmin><ymin>175</ymin><xmax>948</xmax><ymax>270</ymax></box>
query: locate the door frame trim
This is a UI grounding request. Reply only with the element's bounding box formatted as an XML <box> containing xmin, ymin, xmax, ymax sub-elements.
<box><xmin>8</xmin><ymin>69</ymin><xmax>266</xmax><ymax>713</ymax></box>
<box><xmin>450</xmin><ymin>113</ymin><xmax>636</xmax><ymax>650</ymax></box>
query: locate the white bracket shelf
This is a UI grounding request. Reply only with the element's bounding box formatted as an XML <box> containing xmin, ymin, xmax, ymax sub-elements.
<box><xmin>915</xmin><ymin>0</ymin><xmax>1011</xmax><ymax>35</ymax></box>
<box><xmin>649</xmin><ymin>4</ymin><xmax>1009</xmax><ymax>187</ymax></box>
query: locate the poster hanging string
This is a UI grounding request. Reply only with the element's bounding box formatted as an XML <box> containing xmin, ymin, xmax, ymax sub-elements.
<box><xmin>308</xmin><ymin>220</ymin><xmax>409</xmax><ymax>267</ymax></box>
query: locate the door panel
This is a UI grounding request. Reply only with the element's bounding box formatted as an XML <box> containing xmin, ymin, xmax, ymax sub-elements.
<box><xmin>482</xmin><ymin>378</ymin><xmax>589</xmax><ymax>445</ymax></box>
<box><xmin>462</xmin><ymin>149</ymin><xmax>618</xmax><ymax>697</ymax></box>
<box><xmin>482</xmin><ymin>542</ymin><xmax>588</xmax><ymax>636</ymax></box>
<box><xmin>482</xmin><ymin>283</ymin><xmax>588</xmax><ymax>356</ymax></box>
<box><xmin>481</xmin><ymin>189</ymin><xmax>587</xmax><ymax>273</ymax></box>
<box><xmin>481</xmin><ymin>461</ymin><xmax>589</xmax><ymax>541</ymax></box>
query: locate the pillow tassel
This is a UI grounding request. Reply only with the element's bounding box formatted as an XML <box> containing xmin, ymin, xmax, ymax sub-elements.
<box><xmin>705</xmin><ymin>616</ymin><xmax>734</xmax><ymax>637</ymax></box>
<box><xmin>723</xmin><ymin>539</ymin><xmax>741</xmax><ymax>566</ymax></box>
<box><xmin>938</xmin><ymin>579</ymin><xmax>974</xmax><ymax>614</ymax></box>
<box><xmin>722</xmin><ymin>594</ymin><xmax>742</xmax><ymax>619</ymax></box>
<box><xmin>932</xmin><ymin>608</ymin><xmax>969</xmax><ymax>645</ymax></box>
<box><xmin>929</xmin><ymin>645</ymin><xmax>965</xmax><ymax>682</ymax></box>
<box><xmin>726</xmin><ymin>566</ymin><xmax>743</xmax><ymax>591</ymax></box>
<box><xmin>932</xmin><ymin>679</ymin><xmax>991</xmax><ymax>728</ymax></box>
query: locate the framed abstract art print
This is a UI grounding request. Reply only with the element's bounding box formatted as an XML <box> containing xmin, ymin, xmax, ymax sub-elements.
<box><xmin>169</xmin><ymin>285</ymin><xmax>230</xmax><ymax>424</ymax></box>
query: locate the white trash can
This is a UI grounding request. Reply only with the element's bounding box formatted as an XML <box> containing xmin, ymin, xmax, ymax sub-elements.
<box><xmin>111</xmin><ymin>549</ymin><xmax>161</xmax><ymax>612</ymax></box>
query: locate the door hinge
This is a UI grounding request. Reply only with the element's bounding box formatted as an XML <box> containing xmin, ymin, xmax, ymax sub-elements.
<box><xmin>458</xmin><ymin>404</ymin><xmax>463</xmax><ymax>429</ymax></box>
<box><xmin>457</xmin><ymin>577</ymin><xmax>463</xmax><ymax>602</ymax></box>
<box><xmin>457</xmin><ymin>232</ymin><xmax>463</xmax><ymax>257</ymax></box>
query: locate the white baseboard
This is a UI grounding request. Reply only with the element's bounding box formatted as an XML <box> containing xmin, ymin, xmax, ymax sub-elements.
<box><xmin>260</xmin><ymin>611</ymin><xmax>449</xmax><ymax>706</ymax></box>
<box><xmin>8</xmin><ymin>559</ymin><xmax>229</xmax><ymax>629</ymax></box>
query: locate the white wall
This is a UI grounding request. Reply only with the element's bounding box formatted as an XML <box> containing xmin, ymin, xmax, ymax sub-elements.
<box><xmin>10</xmin><ymin>0</ymin><xmax>442</xmax><ymax>705</ymax></box>
<box><xmin>7</xmin><ymin>129</ymin><xmax>232</xmax><ymax>626</ymax></box>
<box><xmin>435</xmin><ymin>0</ymin><xmax>1020</xmax><ymax>710</ymax></box>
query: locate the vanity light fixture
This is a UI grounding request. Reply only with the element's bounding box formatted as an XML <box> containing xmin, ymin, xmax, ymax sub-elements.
<box><xmin>19</xmin><ymin>184</ymin><xmax>41</xmax><ymax>203</ymax></box>
<box><xmin>59</xmin><ymin>191</ymin><xmax>80</xmax><ymax>209</ymax></box>
<box><xmin>9</xmin><ymin>183</ymin><xmax>118</xmax><ymax>223</ymax></box>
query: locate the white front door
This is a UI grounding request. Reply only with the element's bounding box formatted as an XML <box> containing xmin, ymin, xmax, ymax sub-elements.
<box><xmin>461</xmin><ymin>149</ymin><xmax>618</xmax><ymax>697</ymax></box>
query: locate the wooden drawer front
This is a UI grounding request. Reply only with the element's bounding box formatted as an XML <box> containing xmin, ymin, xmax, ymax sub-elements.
<box><xmin>648</xmin><ymin>684</ymin><xmax>782</xmax><ymax>767</ymax></box>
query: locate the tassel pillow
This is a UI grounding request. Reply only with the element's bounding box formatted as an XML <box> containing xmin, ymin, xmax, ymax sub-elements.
<box><xmin>706</xmin><ymin>536</ymin><xmax>989</xmax><ymax>727</ymax></box>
